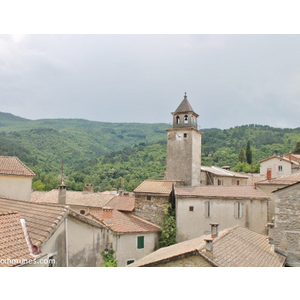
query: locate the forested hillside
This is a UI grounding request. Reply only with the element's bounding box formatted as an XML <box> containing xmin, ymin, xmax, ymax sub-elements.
<box><xmin>1</xmin><ymin>112</ymin><xmax>300</xmax><ymax>192</ymax></box>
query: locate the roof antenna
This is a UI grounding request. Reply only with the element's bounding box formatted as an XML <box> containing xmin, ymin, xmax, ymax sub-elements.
<box><xmin>60</xmin><ymin>158</ymin><xmax>65</xmax><ymax>185</ymax></box>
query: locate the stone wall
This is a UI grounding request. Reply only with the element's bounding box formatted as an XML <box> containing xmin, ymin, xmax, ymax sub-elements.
<box><xmin>274</xmin><ymin>184</ymin><xmax>300</xmax><ymax>266</ymax></box>
<box><xmin>134</xmin><ymin>194</ymin><xmax>169</xmax><ymax>226</ymax></box>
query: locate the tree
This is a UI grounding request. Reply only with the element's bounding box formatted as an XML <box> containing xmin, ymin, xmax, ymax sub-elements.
<box><xmin>159</xmin><ymin>203</ymin><xmax>177</xmax><ymax>248</ymax></box>
<box><xmin>293</xmin><ymin>142</ymin><xmax>300</xmax><ymax>154</ymax></box>
<box><xmin>100</xmin><ymin>249</ymin><xmax>117</xmax><ymax>267</ymax></box>
<box><xmin>245</xmin><ymin>140</ymin><xmax>252</xmax><ymax>164</ymax></box>
<box><xmin>238</xmin><ymin>148</ymin><xmax>245</xmax><ymax>163</ymax></box>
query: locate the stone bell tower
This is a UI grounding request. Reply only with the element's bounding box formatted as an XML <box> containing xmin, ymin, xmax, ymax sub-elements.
<box><xmin>165</xmin><ymin>93</ymin><xmax>202</xmax><ymax>186</ymax></box>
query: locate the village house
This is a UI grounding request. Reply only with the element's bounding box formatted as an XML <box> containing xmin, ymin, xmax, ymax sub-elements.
<box><xmin>257</xmin><ymin>171</ymin><xmax>300</xmax><ymax>222</ymax></box>
<box><xmin>259</xmin><ymin>153</ymin><xmax>300</xmax><ymax>180</ymax></box>
<box><xmin>86</xmin><ymin>207</ymin><xmax>161</xmax><ymax>266</ymax></box>
<box><xmin>0</xmin><ymin>197</ymin><xmax>108</xmax><ymax>267</ymax></box>
<box><xmin>0</xmin><ymin>156</ymin><xmax>36</xmax><ymax>201</ymax></box>
<box><xmin>128</xmin><ymin>224</ymin><xmax>286</xmax><ymax>267</ymax></box>
<box><xmin>272</xmin><ymin>182</ymin><xmax>300</xmax><ymax>267</ymax></box>
<box><xmin>30</xmin><ymin>187</ymin><xmax>134</xmax><ymax>215</ymax></box>
<box><xmin>133</xmin><ymin>179</ymin><xmax>182</xmax><ymax>225</ymax></box>
<box><xmin>200</xmin><ymin>166</ymin><xmax>249</xmax><ymax>186</ymax></box>
<box><xmin>175</xmin><ymin>185</ymin><xmax>269</xmax><ymax>242</ymax></box>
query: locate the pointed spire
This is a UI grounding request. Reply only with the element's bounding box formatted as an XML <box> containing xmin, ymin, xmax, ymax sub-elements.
<box><xmin>174</xmin><ymin>92</ymin><xmax>197</xmax><ymax>116</ymax></box>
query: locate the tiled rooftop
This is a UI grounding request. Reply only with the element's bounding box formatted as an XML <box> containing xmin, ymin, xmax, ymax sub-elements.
<box><xmin>259</xmin><ymin>155</ymin><xmax>299</xmax><ymax>165</ymax></box>
<box><xmin>128</xmin><ymin>226</ymin><xmax>286</xmax><ymax>267</ymax></box>
<box><xmin>0</xmin><ymin>197</ymin><xmax>68</xmax><ymax>248</ymax></box>
<box><xmin>134</xmin><ymin>180</ymin><xmax>181</xmax><ymax>195</ymax></box>
<box><xmin>105</xmin><ymin>194</ymin><xmax>135</xmax><ymax>212</ymax></box>
<box><xmin>0</xmin><ymin>156</ymin><xmax>36</xmax><ymax>177</ymax></box>
<box><xmin>0</xmin><ymin>211</ymin><xmax>35</xmax><ymax>267</ymax></box>
<box><xmin>257</xmin><ymin>171</ymin><xmax>300</xmax><ymax>186</ymax></box>
<box><xmin>201</xmin><ymin>166</ymin><xmax>249</xmax><ymax>178</ymax></box>
<box><xmin>88</xmin><ymin>209</ymin><xmax>161</xmax><ymax>234</ymax></box>
<box><xmin>31</xmin><ymin>189</ymin><xmax>115</xmax><ymax>208</ymax></box>
<box><xmin>175</xmin><ymin>185</ymin><xmax>269</xmax><ymax>200</ymax></box>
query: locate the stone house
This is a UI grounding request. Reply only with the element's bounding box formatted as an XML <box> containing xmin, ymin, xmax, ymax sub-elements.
<box><xmin>0</xmin><ymin>156</ymin><xmax>36</xmax><ymax>201</ymax></box>
<box><xmin>257</xmin><ymin>171</ymin><xmax>300</xmax><ymax>222</ymax></box>
<box><xmin>259</xmin><ymin>154</ymin><xmax>300</xmax><ymax>180</ymax></box>
<box><xmin>128</xmin><ymin>225</ymin><xmax>286</xmax><ymax>267</ymax></box>
<box><xmin>200</xmin><ymin>166</ymin><xmax>249</xmax><ymax>186</ymax></box>
<box><xmin>133</xmin><ymin>179</ymin><xmax>182</xmax><ymax>225</ymax></box>
<box><xmin>175</xmin><ymin>185</ymin><xmax>269</xmax><ymax>242</ymax></box>
<box><xmin>0</xmin><ymin>197</ymin><xmax>108</xmax><ymax>267</ymax></box>
<box><xmin>272</xmin><ymin>182</ymin><xmax>300</xmax><ymax>267</ymax></box>
<box><xmin>86</xmin><ymin>207</ymin><xmax>161</xmax><ymax>267</ymax></box>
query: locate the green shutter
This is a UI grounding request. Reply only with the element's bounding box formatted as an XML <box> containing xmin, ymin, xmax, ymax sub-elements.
<box><xmin>137</xmin><ymin>236</ymin><xmax>144</xmax><ymax>249</ymax></box>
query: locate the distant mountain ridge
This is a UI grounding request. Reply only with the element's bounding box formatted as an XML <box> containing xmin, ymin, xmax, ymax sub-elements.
<box><xmin>1</xmin><ymin>111</ymin><xmax>300</xmax><ymax>192</ymax></box>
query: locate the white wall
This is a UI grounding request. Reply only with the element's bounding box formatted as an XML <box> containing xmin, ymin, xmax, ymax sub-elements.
<box><xmin>0</xmin><ymin>175</ymin><xmax>32</xmax><ymax>201</ymax></box>
<box><xmin>176</xmin><ymin>197</ymin><xmax>268</xmax><ymax>242</ymax></box>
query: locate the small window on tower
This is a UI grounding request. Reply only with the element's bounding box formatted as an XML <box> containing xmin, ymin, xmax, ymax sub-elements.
<box><xmin>176</xmin><ymin>116</ymin><xmax>180</xmax><ymax>124</ymax></box>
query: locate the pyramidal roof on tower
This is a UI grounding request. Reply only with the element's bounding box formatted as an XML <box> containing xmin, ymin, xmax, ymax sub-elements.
<box><xmin>174</xmin><ymin>93</ymin><xmax>198</xmax><ymax>116</ymax></box>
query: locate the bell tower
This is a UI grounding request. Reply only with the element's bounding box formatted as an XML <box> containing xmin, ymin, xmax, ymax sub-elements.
<box><xmin>165</xmin><ymin>93</ymin><xmax>202</xmax><ymax>186</ymax></box>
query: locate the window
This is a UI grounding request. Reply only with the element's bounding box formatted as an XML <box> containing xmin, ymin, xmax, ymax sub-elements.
<box><xmin>189</xmin><ymin>206</ymin><xmax>194</xmax><ymax>212</ymax></box>
<box><xmin>217</xmin><ymin>179</ymin><xmax>223</xmax><ymax>186</ymax></box>
<box><xmin>146</xmin><ymin>195</ymin><xmax>151</xmax><ymax>201</ymax></box>
<box><xmin>183</xmin><ymin>133</ymin><xmax>187</xmax><ymax>138</ymax></box>
<box><xmin>205</xmin><ymin>201</ymin><xmax>211</xmax><ymax>218</ymax></box>
<box><xmin>127</xmin><ymin>260</ymin><xmax>135</xmax><ymax>265</ymax></box>
<box><xmin>278</xmin><ymin>165</ymin><xmax>283</xmax><ymax>172</ymax></box>
<box><xmin>184</xmin><ymin>115</ymin><xmax>188</xmax><ymax>124</ymax></box>
<box><xmin>237</xmin><ymin>180</ymin><xmax>240</xmax><ymax>186</ymax></box>
<box><xmin>80</xmin><ymin>210</ymin><xmax>85</xmax><ymax>215</ymax></box>
<box><xmin>137</xmin><ymin>236</ymin><xmax>144</xmax><ymax>249</ymax></box>
<box><xmin>176</xmin><ymin>116</ymin><xmax>180</xmax><ymax>124</ymax></box>
<box><xmin>234</xmin><ymin>202</ymin><xmax>242</xmax><ymax>218</ymax></box>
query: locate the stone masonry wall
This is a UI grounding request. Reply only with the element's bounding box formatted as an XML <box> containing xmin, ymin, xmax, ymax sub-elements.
<box><xmin>274</xmin><ymin>184</ymin><xmax>300</xmax><ymax>266</ymax></box>
<box><xmin>134</xmin><ymin>194</ymin><xmax>169</xmax><ymax>226</ymax></box>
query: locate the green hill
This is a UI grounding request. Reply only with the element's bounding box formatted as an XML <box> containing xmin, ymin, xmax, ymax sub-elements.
<box><xmin>1</xmin><ymin>112</ymin><xmax>300</xmax><ymax>192</ymax></box>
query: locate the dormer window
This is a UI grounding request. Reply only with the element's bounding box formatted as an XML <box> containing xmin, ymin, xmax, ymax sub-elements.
<box><xmin>184</xmin><ymin>115</ymin><xmax>188</xmax><ymax>124</ymax></box>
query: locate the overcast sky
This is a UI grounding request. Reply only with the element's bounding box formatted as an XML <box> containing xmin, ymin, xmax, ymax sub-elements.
<box><xmin>1</xmin><ymin>34</ymin><xmax>300</xmax><ymax>129</ymax></box>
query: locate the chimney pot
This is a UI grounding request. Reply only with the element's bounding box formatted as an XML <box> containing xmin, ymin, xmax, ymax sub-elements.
<box><xmin>289</xmin><ymin>152</ymin><xmax>292</xmax><ymax>161</ymax></box>
<box><xmin>209</xmin><ymin>223</ymin><xmax>219</xmax><ymax>238</ymax></box>
<box><xmin>103</xmin><ymin>207</ymin><xmax>113</xmax><ymax>224</ymax></box>
<box><xmin>204</xmin><ymin>238</ymin><xmax>214</xmax><ymax>255</ymax></box>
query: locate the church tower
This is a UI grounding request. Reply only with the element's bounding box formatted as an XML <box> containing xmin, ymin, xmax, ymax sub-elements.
<box><xmin>165</xmin><ymin>93</ymin><xmax>202</xmax><ymax>186</ymax></box>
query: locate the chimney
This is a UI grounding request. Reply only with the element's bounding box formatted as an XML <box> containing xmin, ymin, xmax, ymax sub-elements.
<box><xmin>204</xmin><ymin>238</ymin><xmax>214</xmax><ymax>257</ymax></box>
<box><xmin>83</xmin><ymin>183</ymin><xmax>94</xmax><ymax>193</ymax></box>
<box><xmin>103</xmin><ymin>207</ymin><xmax>113</xmax><ymax>224</ymax></box>
<box><xmin>267</xmin><ymin>168</ymin><xmax>272</xmax><ymax>180</ymax></box>
<box><xmin>210</xmin><ymin>223</ymin><xmax>219</xmax><ymax>238</ymax></box>
<box><xmin>254</xmin><ymin>182</ymin><xmax>257</xmax><ymax>189</ymax></box>
<box><xmin>289</xmin><ymin>152</ymin><xmax>292</xmax><ymax>161</ymax></box>
<box><xmin>110</xmin><ymin>188</ymin><xmax>117</xmax><ymax>195</ymax></box>
<box><xmin>58</xmin><ymin>182</ymin><xmax>67</xmax><ymax>205</ymax></box>
<box><xmin>118</xmin><ymin>189</ymin><xmax>124</xmax><ymax>196</ymax></box>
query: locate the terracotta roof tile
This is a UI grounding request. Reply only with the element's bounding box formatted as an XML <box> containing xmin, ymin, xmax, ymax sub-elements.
<box><xmin>0</xmin><ymin>156</ymin><xmax>36</xmax><ymax>177</ymax></box>
<box><xmin>31</xmin><ymin>189</ymin><xmax>114</xmax><ymax>208</ymax></box>
<box><xmin>0</xmin><ymin>197</ymin><xmax>68</xmax><ymax>247</ymax></box>
<box><xmin>88</xmin><ymin>210</ymin><xmax>161</xmax><ymax>234</ymax></box>
<box><xmin>134</xmin><ymin>180</ymin><xmax>180</xmax><ymax>195</ymax></box>
<box><xmin>105</xmin><ymin>195</ymin><xmax>135</xmax><ymax>212</ymax></box>
<box><xmin>175</xmin><ymin>185</ymin><xmax>269</xmax><ymax>200</ymax></box>
<box><xmin>257</xmin><ymin>171</ymin><xmax>300</xmax><ymax>186</ymax></box>
<box><xmin>129</xmin><ymin>226</ymin><xmax>286</xmax><ymax>267</ymax></box>
<box><xmin>0</xmin><ymin>211</ymin><xmax>35</xmax><ymax>267</ymax></box>
<box><xmin>201</xmin><ymin>166</ymin><xmax>249</xmax><ymax>179</ymax></box>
